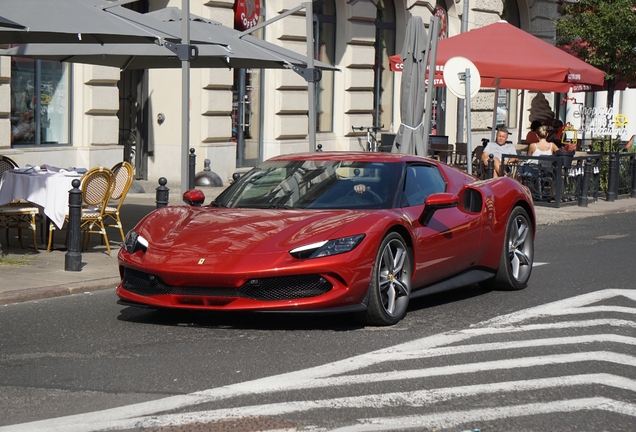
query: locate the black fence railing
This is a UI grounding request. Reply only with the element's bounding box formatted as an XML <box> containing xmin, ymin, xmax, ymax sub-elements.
<box><xmin>595</xmin><ymin>152</ymin><xmax>636</xmax><ymax>200</ymax></box>
<box><xmin>500</xmin><ymin>153</ymin><xmax>603</xmax><ymax>208</ymax></box>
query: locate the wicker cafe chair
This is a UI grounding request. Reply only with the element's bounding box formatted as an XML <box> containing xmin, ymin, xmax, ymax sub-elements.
<box><xmin>104</xmin><ymin>161</ymin><xmax>134</xmax><ymax>242</ymax></box>
<box><xmin>47</xmin><ymin>167</ymin><xmax>114</xmax><ymax>255</ymax></box>
<box><xmin>0</xmin><ymin>155</ymin><xmax>19</xmax><ymax>176</ymax></box>
<box><xmin>0</xmin><ymin>203</ymin><xmax>40</xmax><ymax>251</ymax></box>
<box><xmin>0</xmin><ymin>155</ymin><xmax>40</xmax><ymax>251</ymax></box>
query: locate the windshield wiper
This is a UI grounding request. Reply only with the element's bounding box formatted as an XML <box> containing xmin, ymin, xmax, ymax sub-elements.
<box><xmin>209</xmin><ymin>201</ymin><xmax>227</xmax><ymax>208</ymax></box>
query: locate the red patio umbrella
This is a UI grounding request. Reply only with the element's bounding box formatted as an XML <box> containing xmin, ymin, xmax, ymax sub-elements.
<box><xmin>389</xmin><ymin>21</ymin><xmax>605</xmax><ymax>93</ymax></box>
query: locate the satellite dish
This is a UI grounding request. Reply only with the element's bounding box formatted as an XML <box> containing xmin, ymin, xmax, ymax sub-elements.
<box><xmin>443</xmin><ymin>56</ymin><xmax>480</xmax><ymax>99</ymax></box>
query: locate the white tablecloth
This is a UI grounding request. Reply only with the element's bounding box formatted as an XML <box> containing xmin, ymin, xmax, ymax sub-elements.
<box><xmin>0</xmin><ymin>171</ymin><xmax>81</xmax><ymax>228</ymax></box>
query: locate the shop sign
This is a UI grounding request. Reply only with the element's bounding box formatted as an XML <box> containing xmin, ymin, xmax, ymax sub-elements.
<box><xmin>575</xmin><ymin>106</ymin><xmax>630</xmax><ymax>137</ymax></box>
<box><xmin>434</xmin><ymin>7</ymin><xmax>447</xmax><ymax>41</ymax></box>
<box><xmin>234</xmin><ymin>0</ymin><xmax>260</xmax><ymax>31</ymax></box>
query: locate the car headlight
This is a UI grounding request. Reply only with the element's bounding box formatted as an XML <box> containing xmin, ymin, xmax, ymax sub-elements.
<box><xmin>290</xmin><ymin>234</ymin><xmax>365</xmax><ymax>259</ymax></box>
<box><xmin>124</xmin><ymin>230</ymin><xmax>148</xmax><ymax>254</ymax></box>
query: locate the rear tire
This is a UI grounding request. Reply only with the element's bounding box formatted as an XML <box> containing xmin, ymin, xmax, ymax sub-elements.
<box><xmin>363</xmin><ymin>232</ymin><xmax>413</xmax><ymax>326</ymax></box>
<box><xmin>490</xmin><ymin>206</ymin><xmax>534</xmax><ymax>290</ymax></box>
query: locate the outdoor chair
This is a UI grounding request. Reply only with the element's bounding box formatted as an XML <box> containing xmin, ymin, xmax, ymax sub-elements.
<box><xmin>0</xmin><ymin>155</ymin><xmax>41</xmax><ymax>251</ymax></box>
<box><xmin>104</xmin><ymin>161</ymin><xmax>134</xmax><ymax>243</ymax></box>
<box><xmin>0</xmin><ymin>203</ymin><xmax>40</xmax><ymax>251</ymax></box>
<box><xmin>517</xmin><ymin>161</ymin><xmax>557</xmax><ymax>202</ymax></box>
<box><xmin>471</xmin><ymin>146</ymin><xmax>488</xmax><ymax>180</ymax></box>
<box><xmin>47</xmin><ymin>166</ymin><xmax>114</xmax><ymax>255</ymax></box>
<box><xmin>0</xmin><ymin>155</ymin><xmax>19</xmax><ymax>176</ymax></box>
<box><xmin>452</xmin><ymin>142</ymin><xmax>468</xmax><ymax>168</ymax></box>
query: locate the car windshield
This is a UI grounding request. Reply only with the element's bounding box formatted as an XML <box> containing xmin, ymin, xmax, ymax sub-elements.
<box><xmin>213</xmin><ymin>160</ymin><xmax>402</xmax><ymax>210</ymax></box>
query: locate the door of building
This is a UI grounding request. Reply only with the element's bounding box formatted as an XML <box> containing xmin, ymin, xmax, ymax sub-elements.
<box><xmin>233</xmin><ymin>68</ymin><xmax>262</xmax><ymax>168</ymax></box>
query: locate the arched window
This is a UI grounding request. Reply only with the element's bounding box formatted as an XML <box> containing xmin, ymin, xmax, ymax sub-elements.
<box><xmin>314</xmin><ymin>0</ymin><xmax>336</xmax><ymax>132</ymax></box>
<box><xmin>373</xmin><ymin>0</ymin><xmax>396</xmax><ymax>130</ymax></box>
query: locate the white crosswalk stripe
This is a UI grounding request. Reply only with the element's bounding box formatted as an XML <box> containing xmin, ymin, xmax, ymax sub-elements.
<box><xmin>2</xmin><ymin>288</ymin><xmax>635</xmax><ymax>431</ymax></box>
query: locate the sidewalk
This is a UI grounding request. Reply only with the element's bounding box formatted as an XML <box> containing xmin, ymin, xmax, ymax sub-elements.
<box><xmin>1</xmin><ymin>186</ymin><xmax>635</xmax><ymax>305</ymax></box>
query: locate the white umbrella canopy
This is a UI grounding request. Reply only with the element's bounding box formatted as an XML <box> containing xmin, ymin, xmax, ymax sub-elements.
<box><xmin>108</xmin><ymin>7</ymin><xmax>335</xmax><ymax>72</ymax></box>
<box><xmin>1</xmin><ymin>3</ymin><xmax>335</xmax><ymax>193</ymax></box>
<box><xmin>0</xmin><ymin>0</ymin><xmax>172</xmax><ymax>44</ymax></box>
<box><xmin>393</xmin><ymin>17</ymin><xmax>428</xmax><ymax>155</ymax></box>
<box><xmin>0</xmin><ymin>41</ymin><xmax>335</xmax><ymax>71</ymax></box>
<box><xmin>0</xmin><ymin>16</ymin><xmax>25</xmax><ymax>30</ymax></box>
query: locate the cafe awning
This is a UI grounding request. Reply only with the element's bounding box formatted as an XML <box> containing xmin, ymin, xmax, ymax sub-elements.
<box><xmin>389</xmin><ymin>20</ymin><xmax>605</xmax><ymax>93</ymax></box>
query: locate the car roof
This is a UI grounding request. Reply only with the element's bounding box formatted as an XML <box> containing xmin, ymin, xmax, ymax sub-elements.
<box><xmin>268</xmin><ymin>151</ymin><xmax>437</xmax><ymax>164</ymax></box>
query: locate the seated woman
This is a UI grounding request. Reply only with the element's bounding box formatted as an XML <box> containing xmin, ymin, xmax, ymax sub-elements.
<box><xmin>528</xmin><ymin>126</ymin><xmax>559</xmax><ymax>160</ymax></box>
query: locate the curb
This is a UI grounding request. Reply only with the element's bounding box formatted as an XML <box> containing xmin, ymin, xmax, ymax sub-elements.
<box><xmin>0</xmin><ymin>277</ymin><xmax>120</xmax><ymax>305</ymax></box>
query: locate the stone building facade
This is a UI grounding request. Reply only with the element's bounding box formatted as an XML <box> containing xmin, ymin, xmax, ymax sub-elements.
<box><xmin>1</xmin><ymin>0</ymin><xmax>633</xmax><ymax>186</ymax></box>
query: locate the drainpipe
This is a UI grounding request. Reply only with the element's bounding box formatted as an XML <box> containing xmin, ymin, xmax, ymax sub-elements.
<box><xmin>456</xmin><ymin>0</ymin><xmax>469</xmax><ymax>144</ymax></box>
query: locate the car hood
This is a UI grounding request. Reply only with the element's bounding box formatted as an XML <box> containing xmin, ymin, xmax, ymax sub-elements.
<box><xmin>135</xmin><ymin>206</ymin><xmax>386</xmax><ymax>255</ymax></box>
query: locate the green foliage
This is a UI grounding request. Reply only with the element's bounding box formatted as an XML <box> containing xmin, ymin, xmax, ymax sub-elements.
<box><xmin>590</xmin><ymin>135</ymin><xmax>636</xmax><ymax>153</ymax></box>
<box><xmin>588</xmin><ymin>135</ymin><xmax>636</xmax><ymax>193</ymax></box>
<box><xmin>556</xmin><ymin>0</ymin><xmax>636</xmax><ymax>101</ymax></box>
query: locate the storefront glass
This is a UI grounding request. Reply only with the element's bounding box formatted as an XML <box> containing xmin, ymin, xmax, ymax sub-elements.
<box><xmin>11</xmin><ymin>58</ymin><xmax>70</xmax><ymax>146</ymax></box>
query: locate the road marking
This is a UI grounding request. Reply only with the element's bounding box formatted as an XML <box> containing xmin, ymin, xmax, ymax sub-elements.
<box><xmin>109</xmin><ymin>375</ymin><xmax>636</xmax><ymax>431</ymax></box>
<box><xmin>2</xmin><ymin>288</ymin><xmax>635</xmax><ymax>432</ymax></box>
<box><xmin>334</xmin><ymin>398</ymin><xmax>636</xmax><ymax>431</ymax></box>
<box><xmin>533</xmin><ymin>261</ymin><xmax>548</xmax><ymax>267</ymax></box>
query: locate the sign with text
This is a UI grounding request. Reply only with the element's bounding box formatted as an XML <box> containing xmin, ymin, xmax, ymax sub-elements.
<box><xmin>234</xmin><ymin>0</ymin><xmax>260</xmax><ymax>31</ymax></box>
<box><xmin>575</xmin><ymin>106</ymin><xmax>630</xmax><ymax>137</ymax></box>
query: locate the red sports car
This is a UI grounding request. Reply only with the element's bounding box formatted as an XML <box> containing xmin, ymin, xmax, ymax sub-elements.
<box><xmin>117</xmin><ymin>152</ymin><xmax>535</xmax><ymax>325</ymax></box>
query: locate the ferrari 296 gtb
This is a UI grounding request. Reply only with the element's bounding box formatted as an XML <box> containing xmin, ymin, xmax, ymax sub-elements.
<box><xmin>117</xmin><ymin>152</ymin><xmax>535</xmax><ymax>325</ymax></box>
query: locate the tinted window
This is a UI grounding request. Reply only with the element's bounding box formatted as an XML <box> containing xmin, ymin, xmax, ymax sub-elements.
<box><xmin>213</xmin><ymin>160</ymin><xmax>401</xmax><ymax>210</ymax></box>
<box><xmin>401</xmin><ymin>164</ymin><xmax>446</xmax><ymax>207</ymax></box>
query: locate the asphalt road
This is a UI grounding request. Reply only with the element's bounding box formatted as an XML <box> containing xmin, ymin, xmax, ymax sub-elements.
<box><xmin>0</xmin><ymin>211</ymin><xmax>635</xmax><ymax>431</ymax></box>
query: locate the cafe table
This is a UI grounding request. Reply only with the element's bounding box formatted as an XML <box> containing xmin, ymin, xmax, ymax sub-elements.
<box><xmin>0</xmin><ymin>167</ymin><xmax>84</xmax><ymax>229</ymax></box>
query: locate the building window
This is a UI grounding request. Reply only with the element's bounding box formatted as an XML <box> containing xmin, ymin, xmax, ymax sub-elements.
<box><xmin>374</xmin><ymin>0</ymin><xmax>396</xmax><ymax>130</ymax></box>
<box><xmin>497</xmin><ymin>88</ymin><xmax>518</xmax><ymax>129</ymax></box>
<box><xmin>314</xmin><ymin>0</ymin><xmax>336</xmax><ymax>133</ymax></box>
<box><xmin>11</xmin><ymin>58</ymin><xmax>70</xmax><ymax>146</ymax></box>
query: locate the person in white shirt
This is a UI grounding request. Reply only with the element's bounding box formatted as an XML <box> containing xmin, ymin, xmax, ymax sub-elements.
<box><xmin>482</xmin><ymin>127</ymin><xmax>518</xmax><ymax>177</ymax></box>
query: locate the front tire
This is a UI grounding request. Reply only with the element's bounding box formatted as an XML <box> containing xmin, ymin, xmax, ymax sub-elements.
<box><xmin>363</xmin><ymin>232</ymin><xmax>413</xmax><ymax>326</ymax></box>
<box><xmin>491</xmin><ymin>206</ymin><xmax>534</xmax><ymax>290</ymax></box>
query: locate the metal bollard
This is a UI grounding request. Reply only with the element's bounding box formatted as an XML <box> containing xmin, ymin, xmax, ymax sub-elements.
<box><xmin>487</xmin><ymin>154</ymin><xmax>494</xmax><ymax>179</ymax></box>
<box><xmin>631</xmin><ymin>156</ymin><xmax>636</xmax><ymax>199</ymax></box>
<box><xmin>316</xmin><ymin>144</ymin><xmax>323</xmax><ymax>152</ymax></box>
<box><xmin>189</xmin><ymin>148</ymin><xmax>196</xmax><ymax>190</ymax></box>
<box><xmin>607</xmin><ymin>152</ymin><xmax>617</xmax><ymax>202</ymax></box>
<box><xmin>578</xmin><ymin>159</ymin><xmax>592</xmax><ymax>207</ymax></box>
<box><xmin>156</xmin><ymin>177</ymin><xmax>169</xmax><ymax>209</ymax></box>
<box><xmin>65</xmin><ymin>178</ymin><xmax>82</xmax><ymax>272</ymax></box>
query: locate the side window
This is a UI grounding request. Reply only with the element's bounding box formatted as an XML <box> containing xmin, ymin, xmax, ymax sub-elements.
<box><xmin>402</xmin><ymin>165</ymin><xmax>446</xmax><ymax>207</ymax></box>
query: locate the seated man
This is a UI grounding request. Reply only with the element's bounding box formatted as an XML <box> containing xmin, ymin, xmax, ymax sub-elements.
<box><xmin>481</xmin><ymin>126</ymin><xmax>517</xmax><ymax>177</ymax></box>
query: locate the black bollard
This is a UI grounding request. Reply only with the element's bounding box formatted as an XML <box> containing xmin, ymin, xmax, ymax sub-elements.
<box><xmin>65</xmin><ymin>178</ymin><xmax>82</xmax><ymax>272</ymax></box>
<box><xmin>316</xmin><ymin>143</ymin><xmax>323</xmax><ymax>152</ymax></box>
<box><xmin>156</xmin><ymin>177</ymin><xmax>169</xmax><ymax>209</ymax></box>
<box><xmin>631</xmin><ymin>156</ymin><xmax>636</xmax><ymax>199</ymax></box>
<box><xmin>487</xmin><ymin>154</ymin><xmax>494</xmax><ymax>179</ymax></box>
<box><xmin>607</xmin><ymin>152</ymin><xmax>617</xmax><ymax>202</ymax></box>
<box><xmin>189</xmin><ymin>148</ymin><xmax>196</xmax><ymax>190</ymax></box>
<box><xmin>578</xmin><ymin>159</ymin><xmax>592</xmax><ymax>207</ymax></box>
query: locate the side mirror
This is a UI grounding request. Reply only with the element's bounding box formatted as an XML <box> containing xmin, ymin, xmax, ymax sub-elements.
<box><xmin>419</xmin><ymin>193</ymin><xmax>459</xmax><ymax>226</ymax></box>
<box><xmin>183</xmin><ymin>189</ymin><xmax>205</xmax><ymax>206</ymax></box>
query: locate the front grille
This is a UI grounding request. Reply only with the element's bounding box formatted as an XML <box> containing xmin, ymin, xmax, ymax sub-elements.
<box><xmin>122</xmin><ymin>268</ymin><xmax>332</xmax><ymax>301</ymax></box>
